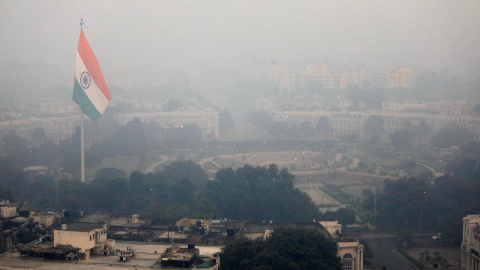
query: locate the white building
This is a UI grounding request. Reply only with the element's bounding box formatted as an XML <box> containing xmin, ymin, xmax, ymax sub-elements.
<box><xmin>462</xmin><ymin>214</ymin><xmax>480</xmax><ymax>270</ymax></box>
<box><xmin>54</xmin><ymin>223</ymin><xmax>108</xmax><ymax>258</ymax></box>
<box><xmin>0</xmin><ymin>206</ymin><xmax>17</xmax><ymax>218</ymax></box>
<box><xmin>30</xmin><ymin>211</ymin><xmax>62</xmax><ymax>228</ymax></box>
<box><xmin>318</xmin><ymin>220</ymin><xmax>364</xmax><ymax>270</ymax></box>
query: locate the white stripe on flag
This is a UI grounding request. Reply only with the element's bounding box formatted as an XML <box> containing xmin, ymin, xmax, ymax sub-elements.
<box><xmin>75</xmin><ymin>52</ymin><xmax>110</xmax><ymax>115</ymax></box>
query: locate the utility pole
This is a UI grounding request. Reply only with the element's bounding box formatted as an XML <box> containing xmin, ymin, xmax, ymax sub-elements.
<box><xmin>420</xmin><ymin>191</ymin><xmax>426</xmax><ymax>233</ymax></box>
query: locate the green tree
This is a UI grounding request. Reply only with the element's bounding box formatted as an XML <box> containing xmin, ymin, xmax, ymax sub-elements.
<box><xmin>413</xmin><ymin>119</ymin><xmax>432</xmax><ymax>140</ymax></box>
<box><xmin>316</xmin><ymin>116</ymin><xmax>330</xmax><ymax>137</ymax></box>
<box><xmin>219</xmin><ymin>109</ymin><xmax>235</xmax><ymax>136</ymax></box>
<box><xmin>144</xmin><ymin>120</ymin><xmax>164</xmax><ymax>147</ymax></box>
<box><xmin>220</xmin><ymin>227</ymin><xmax>341</xmax><ymax>270</ymax></box>
<box><xmin>473</xmin><ymin>102</ymin><xmax>480</xmax><ymax>115</ymax></box>
<box><xmin>297</xmin><ymin>121</ymin><xmax>314</xmax><ymax>138</ymax></box>
<box><xmin>162</xmin><ymin>123</ymin><xmax>202</xmax><ymax>149</ymax></box>
<box><xmin>390</xmin><ymin>129</ymin><xmax>413</xmax><ymax>148</ymax></box>
<box><xmin>364</xmin><ymin>115</ymin><xmax>384</xmax><ymax>137</ymax></box>
<box><xmin>161</xmin><ymin>160</ymin><xmax>208</xmax><ymax>189</ymax></box>
<box><xmin>247</xmin><ymin>110</ymin><xmax>274</xmax><ymax>130</ymax></box>
<box><xmin>323</xmin><ymin>208</ymin><xmax>356</xmax><ymax>228</ymax></box>
<box><xmin>432</xmin><ymin>122</ymin><xmax>474</xmax><ymax>148</ymax></box>
<box><xmin>198</xmin><ymin>165</ymin><xmax>319</xmax><ymax>221</ymax></box>
<box><xmin>31</xmin><ymin>127</ymin><xmax>47</xmax><ymax>146</ymax></box>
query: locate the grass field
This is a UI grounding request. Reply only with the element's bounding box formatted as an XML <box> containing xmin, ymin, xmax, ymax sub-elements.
<box><xmin>211</xmin><ymin>151</ymin><xmax>335</xmax><ymax>170</ymax></box>
<box><xmin>85</xmin><ymin>155</ymin><xmax>140</xmax><ymax>181</ymax></box>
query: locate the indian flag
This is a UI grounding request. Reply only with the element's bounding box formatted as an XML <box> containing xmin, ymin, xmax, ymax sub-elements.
<box><xmin>73</xmin><ymin>29</ymin><xmax>111</xmax><ymax>121</ymax></box>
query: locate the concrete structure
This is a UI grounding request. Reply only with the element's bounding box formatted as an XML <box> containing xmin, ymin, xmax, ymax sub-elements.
<box><xmin>297</xmin><ymin>64</ymin><xmax>348</xmax><ymax>91</ymax></box>
<box><xmin>241</xmin><ymin>55</ymin><xmax>296</xmax><ymax>94</ymax></box>
<box><xmin>160</xmin><ymin>244</ymin><xmax>199</xmax><ymax>268</ymax></box>
<box><xmin>0</xmin><ymin>115</ymin><xmax>80</xmax><ymax>146</ymax></box>
<box><xmin>461</xmin><ymin>214</ymin><xmax>480</xmax><ymax>270</ymax></box>
<box><xmin>318</xmin><ymin>219</ymin><xmax>343</xmax><ymax>236</ymax></box>
<box><xmin>0</xmin><ymin>206</ymin><xmax>17</xmax><ymax>218</ymax></box>
<box><xmin>382</xmin><ymin>99</ymin><xmax>429</xmax><ymax>111</ymax></box>
<box><xmin>30</xmin><ymin>211</ymin><xmax>62</xmax><ymax>228</ymax></box>
<box><xmin>337</xmin><ymin>238</ymin><xmax>364</xmax><ymax>270</ymax></box>
<box><xmin>269</xmin><ymin>109</ymin><xmax>480</xmax><ymax>141</ymax></box>
<box><xmin>317</xmin><ymin>219</ymin><xmax>364</xmax><ymax>270</ymax></box>
<box><xmin>0</xmin><ymin>242</ymin><xmax>221</xmax><ymax>269</ymax></box>
<box><xmin>54</xmin><ymin>223</ymin><xmax>108</xmax><ymax>258</ymax></box>
<box><xmin>371</xmin><ymin>67</ymin><xmax>414</xmax><ymax>89</ymax></box>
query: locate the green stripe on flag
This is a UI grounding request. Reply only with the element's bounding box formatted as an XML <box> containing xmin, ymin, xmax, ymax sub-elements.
<box><xmin>73</xmin><ymin>78</ymin><xmax>103</xmax><ymax>121</ymax></box>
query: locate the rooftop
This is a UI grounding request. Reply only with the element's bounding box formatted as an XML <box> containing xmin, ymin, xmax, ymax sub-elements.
<box><xmin>60</xmin><ymin>223</ymin><xmax>105</xmax><ymax>232</ymax></box>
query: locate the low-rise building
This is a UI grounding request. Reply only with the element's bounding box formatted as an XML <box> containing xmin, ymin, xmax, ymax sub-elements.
<box><xmin>54</xmin><ymin>223</ymin><xmax>109</xmax><ymax>258</ymax></box>
<box><xmin>160</xmin><ymin>244</ymin><xmax>199</xmax><ymax>268</ymax></box>
<box><xmin>1</xmin><ymin>206</ymin><xmax>17</xmax><ymax>218</ymax></box>
<box><xmin>30</xmin><ymin>210</ymin><xmax>62</xmax><ymax>228</ymax></box>
<box><xmin>317</xmin><ymin>219</ymin><xmax>364</xmax><ymax>270</ymax></box>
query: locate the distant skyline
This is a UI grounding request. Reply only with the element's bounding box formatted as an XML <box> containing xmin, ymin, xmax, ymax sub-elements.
<box><xmin>1</xmin><ymin>0</ymin><xmax>479</xmax><ymax>96</ymax></box>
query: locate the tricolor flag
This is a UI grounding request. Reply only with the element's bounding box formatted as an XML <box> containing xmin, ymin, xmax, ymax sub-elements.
<box><xmin>73</xmin><ymin>29</ymin><xmax>111</xmax><ymax>121</ymax></box>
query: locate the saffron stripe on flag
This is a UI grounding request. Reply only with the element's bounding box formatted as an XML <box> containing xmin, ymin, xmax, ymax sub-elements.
<box><xmin>77</xmin><ymin>29</ymin><xmax>111</xmax><ymax>100</ymax></box>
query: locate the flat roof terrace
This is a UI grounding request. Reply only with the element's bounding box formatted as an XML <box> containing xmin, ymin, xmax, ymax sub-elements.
<box><xmin>0</xmin><ymin>241</ymin><xmax>222</xmax><ymax>270</ymax></box>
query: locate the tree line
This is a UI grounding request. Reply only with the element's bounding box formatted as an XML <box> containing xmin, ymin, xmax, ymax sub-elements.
<box><xmin>362</xmin><ymin>151</ymin><xmax>480</xmax><ymax>241</ymax></box>
<box><xmin>0</xmin><ymin>158</ymin><xmax>320</xmax><ymax>221</ymax></box>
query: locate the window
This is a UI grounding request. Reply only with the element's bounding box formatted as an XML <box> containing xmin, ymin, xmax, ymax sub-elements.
<box><xmin>342</xmin><ymin>253</ymin><xmax>353</xmax><ymax>270</ymax></box>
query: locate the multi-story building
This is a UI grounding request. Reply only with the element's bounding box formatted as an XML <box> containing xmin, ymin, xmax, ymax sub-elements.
<box><xmin>297</xmin><ymin>64</ymin><xmax>348</xmax><ymax>91</ymax></box>
<box><xmin>269</xmin><ymin>109</ymin><xmax>480</xmax><ymax>141</ymax></box>
<box><xmin>0</xmin><ymin>115</ymin><xmax>81</xmax><ymax>146</ymax></box>
<box><xmin>461</xmin><ymin>214</ymin><xmax>480</xmax><ymax>270</ymax></box>
<box><xmin>241</xmin><ymin>55</ymin><xmax>296</xmax><ymax>94</ymax></box>
<box><xmin>371</xmin><ymin>67</ymin><xmax>414</xmax><ymax>89</ymax></box>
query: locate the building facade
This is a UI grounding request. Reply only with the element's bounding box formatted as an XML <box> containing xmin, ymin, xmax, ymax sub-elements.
<box><xmin>54</xmin><ymin>223</ymin><xmax>108</xmax><ymax>257</ymax></box>
<box><xmin>462</xmin><ymin>214</ymin><xmax>480</xmax><ymax>270</ymax></box>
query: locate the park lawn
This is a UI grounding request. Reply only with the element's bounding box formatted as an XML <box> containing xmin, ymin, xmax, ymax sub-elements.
<box><xmin>85</xmin><ymin>155</ymin><xmax>140</xmax><ymax>181</ymax></box>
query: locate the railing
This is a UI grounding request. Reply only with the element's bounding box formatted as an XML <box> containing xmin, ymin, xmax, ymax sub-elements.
<box><xmin>395</xmin><ymin>248</ymin><xmax>424</xmax><ymax>270</ymax></box>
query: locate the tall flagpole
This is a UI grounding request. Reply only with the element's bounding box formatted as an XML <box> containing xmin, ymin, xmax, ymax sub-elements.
<box><xmin>81</xmin><ymin>112</ymin><xmax>85</xmax><ymax>183</ymax></box>
<box><xmin>79</xmin><ymin>17</ymin><xmax>85</xmax><ymax>183</ymax></box>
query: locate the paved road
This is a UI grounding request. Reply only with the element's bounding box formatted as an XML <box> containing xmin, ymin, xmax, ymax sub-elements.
<box><xmin>359</xmin><ymin>236</ymin><xmax>416</xmax><ymax>270</ymax></box>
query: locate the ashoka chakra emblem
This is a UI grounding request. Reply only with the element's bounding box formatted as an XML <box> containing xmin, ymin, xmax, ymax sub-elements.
<box><xmin>80</xmin><ymin>71</ymin><xmax>91</xmax><ymax>89</ymax></box>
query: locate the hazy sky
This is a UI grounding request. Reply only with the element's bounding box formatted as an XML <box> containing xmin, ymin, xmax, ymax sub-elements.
<box><xmin>1</xmin><ymin>0</ymin><xmax>479</xmax><ymax>93</ymax></box>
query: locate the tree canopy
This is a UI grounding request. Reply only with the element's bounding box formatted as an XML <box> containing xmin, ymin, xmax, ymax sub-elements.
<box><xmin>198</xmin><ymin>164</ymin><xmax>320</xmax><ymax>221</ymax></box>
<box><xmin>220</xmin><ymin>227</ymin><xmax>341</xmax><ymax>270</ymax></box>
<box><xmin>364</xmin><ymin>115</ymin><xmax>384</xmax><ymax>136</ymax></box>
<box><xmin>432</xmin><ymin>122</ymin><xmax>474</xmax><ymax>148</ymax></box>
